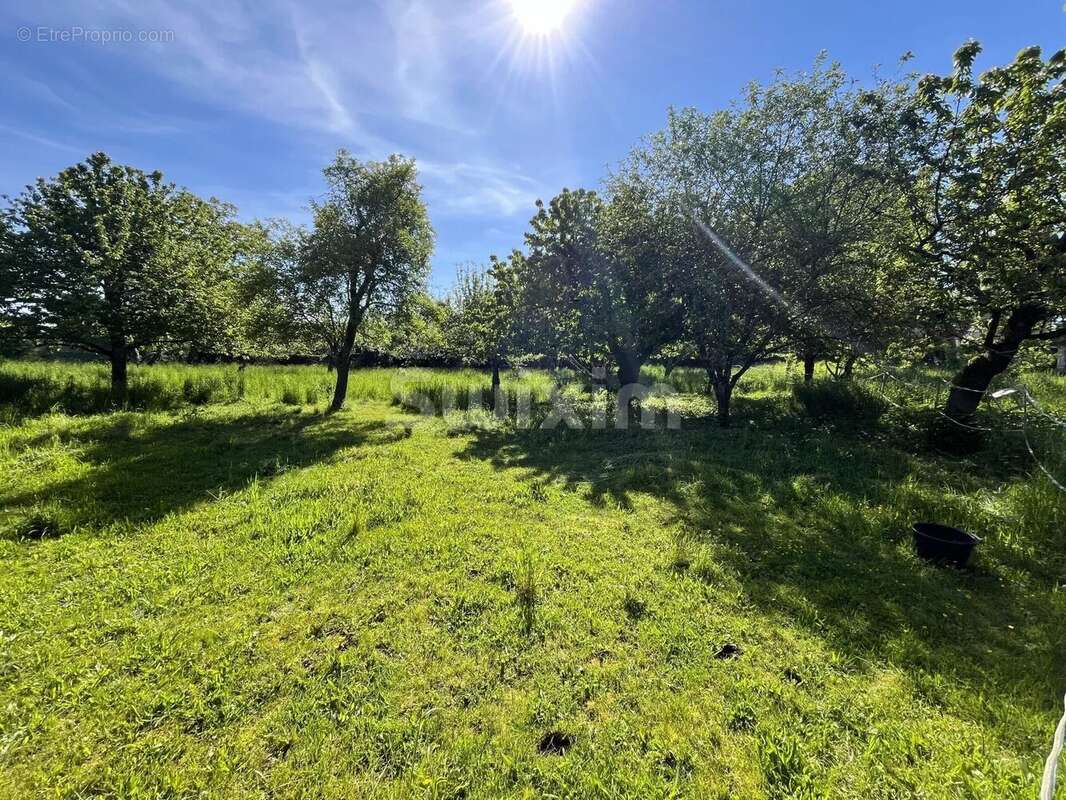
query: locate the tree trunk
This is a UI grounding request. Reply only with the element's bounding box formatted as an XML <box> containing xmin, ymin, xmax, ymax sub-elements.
<box><xmin>103</xmin><ymin>279</ymin><xmax>128</xmax><ymax>407</ymax></box>
<box><xmin>842</xmin><ymin>353</ymin><xmax>858</xmax><ymax>380</ymax></box>
<box><xmin>614</xmin><ymin>349</ymin><xmax>642</xmax><ymax>387</ymax></box>
<box><xmin>491</xmin><ymin>357</ymin><xmax>501</xmax><ymax>390</ymax></box>
<box><xmin>329</xmin><ymin>346</ymin><xmax>352</xmax><ymax>412</ymax></box>
<box><xmin>1057</xmin><ymin>344</ymin><xmax>1066</xmax><ymax>376</ymax></box>
<box><xmin>329</xmin><ymin>316</ymin><xmax>361</xmax><ymax>412</ymax></box>
<box><xmin>707</xmin><ymin>369</ymin><xmax>733</xmax><ymax>428</ymax></box>
<box><xmin>109</xmin><ymin>344</ymin><xmax>128</xmax><ymax>407</ymax></box>
<box><xmin>802</xmin><ymin>351</ymin><xmax>816</xmax><ymax>384</ymax></box>
<box><xmin>612</xmin><ymin>350</ymin><xmax>643</xmax><ymax>425</ymax></box>
<box><xmin>709</xmin><ymin>373</ymin><xmax>732</xmax><ymax>428</ymax></box>
<box><xmin>937</xmin><ymin>304</ymin><xmax>1047</xmax><ymax>446</ymax></box>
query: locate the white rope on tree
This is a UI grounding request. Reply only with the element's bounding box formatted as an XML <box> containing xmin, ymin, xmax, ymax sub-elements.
<box><xmin>1042</xmin><ymin>692</ymin><xmax>1066</xmax><ymax>800</ymax></box>
<box><xmin>1021</xmin><ymin>387</ymin><xmax>1066</xmax><ymax>430</ymax></box>
<box><xmin>1020</xmin><ymin>390</ymin><xmax>1066</xmax><ymax>497</ymax></box>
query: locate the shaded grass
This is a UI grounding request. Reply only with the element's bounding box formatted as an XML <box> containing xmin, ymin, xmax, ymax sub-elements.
<box><xmin>0</xmin><ymin>363</ymin><xmax>1064</xmax><ymax>798</ymax></box>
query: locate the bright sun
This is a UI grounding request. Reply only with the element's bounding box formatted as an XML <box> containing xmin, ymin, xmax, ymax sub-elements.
<box><xmin>510</xmin><ymin>0</ymin><xmax>577</xmax><ymax>35</ymax></box>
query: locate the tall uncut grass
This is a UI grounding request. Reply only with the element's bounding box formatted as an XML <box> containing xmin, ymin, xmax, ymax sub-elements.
<box><xmin>0</xmin><ymin>360</ymin><xmax>560</xmax><ymax>420</ymax></box>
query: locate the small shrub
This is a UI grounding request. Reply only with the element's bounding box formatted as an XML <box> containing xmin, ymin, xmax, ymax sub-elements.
<box><xmin>17</xmin><ymin>511</ymin><xmax>61</xmax><ymax>541</ymax></box>
<box><xmin>792</xmin><ymin>379</ymin><xmax>886</xmax><ymax>422</ymax></box>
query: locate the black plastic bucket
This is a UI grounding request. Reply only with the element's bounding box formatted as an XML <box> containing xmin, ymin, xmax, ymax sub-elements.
<box><xmin>912</xmin><ymin>522</ymin><xmax>980</xmax><ymax>567</ymax></box>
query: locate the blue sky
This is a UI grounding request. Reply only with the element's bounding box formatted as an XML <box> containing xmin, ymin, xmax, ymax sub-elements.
<box><xmin>2</xmin><ymin>1</ymin><xmax>1064</xmax><ymax>293</ymax></box>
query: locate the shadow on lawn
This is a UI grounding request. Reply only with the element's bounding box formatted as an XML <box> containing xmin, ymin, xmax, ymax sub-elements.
<box><xmin>1</xmin><ymin>409</ymin><xmax>398</xmax><ymax>532</ymax></box>
<box><xmin>457</xmin><ymin>413</ymin><xmax>1065</xmax><ymax>718</ymax></box>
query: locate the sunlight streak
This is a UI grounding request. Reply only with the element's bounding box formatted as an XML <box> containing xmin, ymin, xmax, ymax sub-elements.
<box><xmin>692</xmin><ymin>218</ymin><xmax>793</xmax><ymax>312</ymax></box>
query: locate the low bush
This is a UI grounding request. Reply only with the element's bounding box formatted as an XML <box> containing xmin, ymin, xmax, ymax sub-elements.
<box><xmin>792</xmin><ymin>379</ymin><xmax>887</xmax><ymax>422</ymax></box>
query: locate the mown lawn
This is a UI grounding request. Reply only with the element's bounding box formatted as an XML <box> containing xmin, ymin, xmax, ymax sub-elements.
<box><xmin>0</xmin><ymin>363</ymin><xmax>1064</xmax><ymax>799</ymax></box>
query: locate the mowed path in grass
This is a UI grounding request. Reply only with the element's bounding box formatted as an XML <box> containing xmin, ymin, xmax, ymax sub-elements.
<box><xmin>0</xmin><ymin>386</ymin><xmax>1064</xmax><ymax>798</ymax></box>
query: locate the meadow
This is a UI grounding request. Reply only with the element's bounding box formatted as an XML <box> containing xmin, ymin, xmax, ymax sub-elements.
<box><xmin>1</xmin><ymin>359</ymin><xmax>1065</xmax><ymax>799</ymax></box>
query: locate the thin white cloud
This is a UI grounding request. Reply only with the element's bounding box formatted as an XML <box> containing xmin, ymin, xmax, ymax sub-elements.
<box><xmin>5</xmin><ymin>0</ymin><xmax>561</xmax><ymax>227</ymax></box>
<box><xmin>0</xmin><ymin>124</ymin><xmax>85</xmax><ymax>154</ymax></box>
<box><xmin>419</xmin><ymin>160</ymin><xmax>545</xmax><ymax>218</ymax></box>
<box><xmin>199</xmin><ymin>184</ymin><xmax>316</xmax><ymax>225</ymax></box>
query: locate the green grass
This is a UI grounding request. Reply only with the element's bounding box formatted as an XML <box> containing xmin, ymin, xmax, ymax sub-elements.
<box><xmin>1</xmin><ymin>360</ymin><xmax>1065</xmax><ymax>798</ymax></box>
<box><xmin>0</xmin><ymin>361</ymin><xmax>556</xmax><ymax>422</ymax></box>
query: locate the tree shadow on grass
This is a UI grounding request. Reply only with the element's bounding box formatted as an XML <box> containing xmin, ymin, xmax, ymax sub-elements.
<box><xmin>1</xmin><ymin>409</ymin><xmax>402</xmax><ymax>533</ymax></box>
<box><xmin>456</xmin><ymin>414</ymin><xmax>1065</xmax><ymax>719</ymax></box>
<box><xmin>0</xmin><ymin>371</ymin><xmax>193</xmax><ymax>420</ymax></box>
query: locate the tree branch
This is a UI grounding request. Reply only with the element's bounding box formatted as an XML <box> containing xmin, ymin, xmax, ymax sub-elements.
<box><xmin>983</xmin><ymin>310</ymin><xmax>1002</xmax><ymax>349</ymax></box>
<box><xmin>1025</xmin><ymin>327</ymin><xmax>1066</xmax><ymax>342</ymax></box>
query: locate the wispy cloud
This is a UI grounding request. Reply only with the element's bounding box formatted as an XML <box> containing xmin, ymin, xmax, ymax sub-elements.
<box><xmin>9</xmin><ymin>1</ymin><xmax>497</xmax><ymax>149</ymax></box>
<box><xmin>2</xmin><ymin>0</ymin><xmax>571</xmax><ymax>261</ymax></box>
<box><xmin>420</xmin><ymin>160</ymin><xmax>545</xmax><ymax>218</ymax></box>
<box><xmin>0</xmin><ymin>124</ymin><xmax>85</xmax><ymax>154</ymax></box>
<box><xmin>199</xmin><ymin>184</ymin><xmax>317</xmax><ymax>225</ymax></box>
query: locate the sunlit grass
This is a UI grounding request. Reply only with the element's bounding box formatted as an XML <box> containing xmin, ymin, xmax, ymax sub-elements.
<box><xmin>0</xmin><ymin>360</ymin><xmax>1064</xmax><ymax>797</ymax></box>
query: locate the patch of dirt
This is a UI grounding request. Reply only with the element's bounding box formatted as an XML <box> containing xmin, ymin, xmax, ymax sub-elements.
<box><xmin>714</xmin><ymin>643</ymin><xmax>742</xmax><ymax>660</ymax></box>
<box><xmin>538</xmin><ymin>731</ymin><xmax>575</xmax><ymax>755</ymax></box>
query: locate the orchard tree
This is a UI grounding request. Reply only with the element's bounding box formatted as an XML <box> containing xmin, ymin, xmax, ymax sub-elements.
<box><xmin>305</xmin><ymin>151</ymin><xmax>433</xmax><ymax>411</ymax></box>
<box><xmin>625</xmin><ymin>95</ymin><xmax>802</xmax><ymax>426</ymax></box>
<box><xmin>814</xmin><ymin>237</ymin><xmax>917</xmax><ymax>379</ymax></box>
<box><xmin>235</xmin><ymin>220</ymin><xmax>333</xmax><ymax>362</ymax></box>
<box><xmin>444</xmin><ymin>265</ymin><xmax>507</xmax><ymax>386</ymax></box>
<box><xmin>766</xmin><ymin>60</ymin><xmax>910</xmax><ymax>383</ymax></box>
<box><xmin>441</xmin><ymin>250</ymin><xmax>532</xmax><ymax>388</ymax></box>
<box><xmin>358</xmin><ymin>293</ymin><xmax>447</xmax><ymax>365</ymax></box>
<box><xmin>486</xmin><ymin>250</ymin><xmax>533</xmax><ymax>376</ymax></box>
<box><xmin>520</xmin><ymin>190</ymin><xmax>605</xmax><ymax>373</ymax></box>
<box><xmin>0</xmin><ymin>152</ymin><xmax>245</xmax><ymax>402</ymax></box>
<box><xmin>894</xmin><ymin>43</ymin><xmax>1066</xmax><ymax>433</ymax></box>
<box><xmin>522</xmin><ymin>187</ymin><xmax>682</xmax><ymax>386</ymax></box>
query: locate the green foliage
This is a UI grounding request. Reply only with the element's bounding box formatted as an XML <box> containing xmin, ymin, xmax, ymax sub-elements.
<box><xmin>309</xmin><ymin>152</ymin><xmax>434</xmax><ymax>324</ymax></box>
<box><xmin>358</xmin><ymin>292</ymin><xmax>448</xmax><ymax>365</ymax></box>
<box><xmin>309</xmin><ymin>151</ymin><xmax>434</xmax><ymax>409</ymax></box>
<box><xmin>235</xmin><ymin>153</ymin><xmax>434</xmax><ymax>406</ymax></box>
<box><xmin>898</xmin><ymin>43</ymin><xmax>1066</xmax><ymax>319</ymax></box>
<box><xmin>521</xmin><ymin>187</ymin><xmax>681</xmax><ymax>383</ymax></box>
<box><xmin>0</xmin><ymin>152</ymin><xmax>250</xmax><ymax>397</ymax></box>
<box><xmin>792</xmin><ymin>379</ymin><xmax>888</xmax><ymax>422</ymax></box>
<box><xmin>612</xmin><ymin>61</ymin><xmax>900</xmax><ymax>422</ymax></box>
<box><xmin>892</xmin><ymin>43</ymin><xmax>1066</xmax><ymax>418</ymax></box>
<box><xmin>442</xmin><ymin>265</ymin><xmax>506</xmax><ymax>366</ymax></box>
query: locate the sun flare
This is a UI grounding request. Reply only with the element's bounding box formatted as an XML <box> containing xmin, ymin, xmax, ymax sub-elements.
<box><xmin>510</xmin><ymin>0</ymin><xmax>577</xmax><ymax>35</ymax></box>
